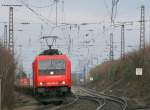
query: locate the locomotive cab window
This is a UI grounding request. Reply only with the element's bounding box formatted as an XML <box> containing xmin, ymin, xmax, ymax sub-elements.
<box><xmin>38</xmin><ymin>59</ymin><xmax>65</xmax><ymax>75</ymax></box>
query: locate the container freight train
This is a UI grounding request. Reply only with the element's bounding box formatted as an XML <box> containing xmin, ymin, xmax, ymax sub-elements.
<box><xmin>32</xmin><ymin>48</ymin><xmax>71</xmax><ymax>101</ymax></box>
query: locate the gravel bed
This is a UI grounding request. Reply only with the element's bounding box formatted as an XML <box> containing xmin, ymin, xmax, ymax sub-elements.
<box><xmin>60</xmin><ymin>98</ymin><xmax>98</xmax><ymax>110</ymax></box>
<box><xmin>14</xmin><ymin>92</ymin><xmax>42</xmax><ymax>110</ymax></box>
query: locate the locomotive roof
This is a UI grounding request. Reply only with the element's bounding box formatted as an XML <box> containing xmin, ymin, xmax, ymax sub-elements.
<box><xmin>39</xmin><ymin>48</ymin><xmax>62</xmax><ymax>55</ymax></box>
<box><xmin>33</xmin><ymin>54</ymin><xmax>69</xmax><ymax>62</ymax></box>
<box><xmin>33</xmin><ymin>48</ymin><xmax>70</xmax><ymax>63</ymax></box>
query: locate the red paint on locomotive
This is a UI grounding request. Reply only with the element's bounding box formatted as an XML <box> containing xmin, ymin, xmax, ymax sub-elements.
<box><xmin>32</xmin><ymin>54</ymin><xmax>71</xmax><ymax>96</ymax></box>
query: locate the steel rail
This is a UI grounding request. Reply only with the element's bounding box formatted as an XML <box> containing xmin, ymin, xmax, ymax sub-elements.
<box><xmin>75</xmin><ymin>87</ymin><xmax>106</xmax><ymax>110</ymax></box>
<box><xmin>79</xmin><ymin>87</ymin><xmax>127</xmax><ymax>110</ymax></box>
<box><xmin>50</xmin><ymin>95</ymin><xmax>104</xmax><ymax>110</ymax></box>
<box><xmin>34</xmin><ymin>95</ymin><xmax>79</xmax><ymax>110</ymax></box>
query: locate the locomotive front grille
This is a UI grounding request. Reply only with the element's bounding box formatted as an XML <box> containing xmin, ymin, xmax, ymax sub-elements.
<box><xmin>37</xmin><ymin>86</ymin><xmax>70</xmax><ymax>96</ymax></box>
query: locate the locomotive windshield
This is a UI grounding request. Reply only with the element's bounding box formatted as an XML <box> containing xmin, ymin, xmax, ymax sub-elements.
<box><xmin>38</xmin><ymin>59</ymin><xmax>65</xmax><ymax>75</ymax></box>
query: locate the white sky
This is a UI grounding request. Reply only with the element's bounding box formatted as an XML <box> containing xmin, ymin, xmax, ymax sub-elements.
<box><xmin>0</xmin><ymin>0</ymin><xmax>150</xmax><ymax>75</ymax></box>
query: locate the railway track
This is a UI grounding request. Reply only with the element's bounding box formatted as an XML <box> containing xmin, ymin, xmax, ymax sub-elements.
<box><xmin>36</xmin><ymin>86</ymin><xmax>127</xmax><ymax>110</ymax></box>
<box><xmin>34</xmin><ymin>94</ymin><xmax>104</xmax><ymax>110</ymax></box>
<box><xmin>77</xmin><ymin>87</ymin><xmax>127</xmax><ymax>110</ymax></box>
<box><xmin>34</xmin><ymin>95</ymin><xmax>79</xmax><ymax>110</ymax></box>
<box><xmin>15</xmin><ymin>86</ymin><xmax>127</xmax><ymax>110</ymax></box>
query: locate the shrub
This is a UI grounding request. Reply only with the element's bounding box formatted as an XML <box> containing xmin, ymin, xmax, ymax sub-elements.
<box><xmin>0</xmin><ymin>47</ymin><xmax>16</xmax><ymax>109</ymax></box>
<box><xmin>89</xmin><ymin>46</ymin><xmax>150</xmax><ymax>85</ymax></box>
<box><xmin>108</xmin><ymin>64</ymin><xmax>118</xmax><ymax>81</ymax></box>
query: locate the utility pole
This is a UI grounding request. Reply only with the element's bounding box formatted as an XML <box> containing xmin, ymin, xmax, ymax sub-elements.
<box><xmin>140</xmin><ymin>5</ymin><xmax>145</xmax><ymax>49</ymax></box>
<box><xmin>2</xmin><ymin>4</ymin><xmax>22</xmax><ymax>53</ymax></box>
<box><xmin>113</xmin><ymin>21</ymin><xmax>132</xmax><ymax>60</ymax></box>
<box><xmin>40</xmin><ymin>24</ymin><xmax>44</xmax><ymax>50</ymax></box>
<box><xmin>61</xmin><ymin>0</ymin><xmax>64</xmax><ymax>24</ymax></box>
<box><xmin>139</xmin><ymin>5</ymin><xmax>145</xmax><ymax>73</ymax></box>
<box><xmin>4</xmin><ymin>25</ymin><xmax>7</xmax><ymax>48</ymax></box>
<box><xmin>110</xmin><ymin>0</ymin><xmax>119</xmax><ymax>61</ymax></box>
<box><xmin>2</xmin><ymin>5</ymin><xmax>21</xmax><ymax>54</ymax></box>
<box><xmin>121</xmin><ymin>24</ymin><xmax>125</xmax><ymax>59</ymax></box>
<box><xmin>110</xmin><ymin>33</ymin><xmax>114</xmax><ymax>61</ymax></box>
<box><xmin>111</xmin><ymin>0</ymin><xmax>119</xmax><ymax>25</ymax></box>
<box><xmin>9</xmin><ymin>7</ymin><xmax>14</xmax><ymax>55</ymax></box>
<box><xmin>83</xmin><ymin>64</ymin><xmax>86</xmax><ymax>85</ymax></box>
<box><xmin>54</xmin><ymin>0</ymin><xmax>59</xmax><ymax>26</ymax></box>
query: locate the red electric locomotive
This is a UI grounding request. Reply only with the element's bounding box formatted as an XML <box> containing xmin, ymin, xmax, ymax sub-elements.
<box><xmin>32</xmin><ymin>48</ymin><xmax>71</xmax><ymax>99</ymax></box>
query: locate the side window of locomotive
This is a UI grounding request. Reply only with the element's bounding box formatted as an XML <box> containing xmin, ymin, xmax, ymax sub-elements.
<box><xmin>38</xmin><ymin>60</ymin><xmax>66</xmax><ymax>75</ymax></box>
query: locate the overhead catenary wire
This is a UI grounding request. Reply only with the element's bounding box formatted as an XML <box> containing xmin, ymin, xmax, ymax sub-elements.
<box><xmin>26</xmin><ymin>2</ymin><xmax>54</xmax><ymax>9</ymax></box>
<box><xmin>103</xmin><ymin>0</ymin><xmax>111</xmax><ymax>15</ymax></box>
<box><xmin>16</xmin><ymin>0</ymin><xmax>55</xmax><ymax>25</ymax></box>
<box><xmin>111</xmin><ymin>0</ymin><xmax>119</xmax><ymax>25</ymax></box>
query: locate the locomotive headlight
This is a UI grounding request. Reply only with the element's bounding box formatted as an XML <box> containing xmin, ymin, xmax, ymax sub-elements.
<box><xmin>61</xmin><ymin>81</ymin><xmax>66</xmax><ymax>85</ymax></box>
<box><xmin>50</xmin><ymin>71</ymin><xmax>54</xmax><ymax>75</ymax></box>
<box><xmin>39</xmin><ymin>82</ymin><xmax>43</xmax><ymax>86</ymax></box>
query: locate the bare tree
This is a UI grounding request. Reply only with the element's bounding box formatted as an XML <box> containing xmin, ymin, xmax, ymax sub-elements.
<box><xmin>0</xmin><ymin>46</ymin><xmax>16</xmax><ymax>109</ymax></box>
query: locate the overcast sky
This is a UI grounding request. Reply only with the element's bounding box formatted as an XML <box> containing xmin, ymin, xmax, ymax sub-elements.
<box><xmin>0</xmin><ymin>0</ymin><xmax>150</xmax><ymax>75</ymax></box>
